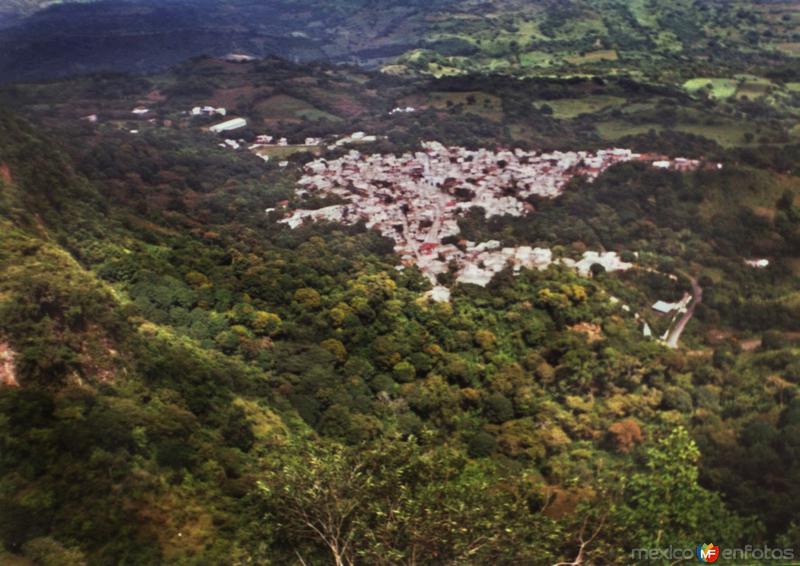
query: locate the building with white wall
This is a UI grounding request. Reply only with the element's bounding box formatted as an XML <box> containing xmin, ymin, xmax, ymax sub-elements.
<box><xmin>209</xmin><ymin>118</ymin><xmax>247</xmax><ymax>133</ymax></box>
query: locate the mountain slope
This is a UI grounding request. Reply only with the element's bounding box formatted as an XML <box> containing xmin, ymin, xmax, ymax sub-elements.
<box><xmin>2</xmin><ymin>56</ymin><xmax>800</xmax><ymax>561</ymax></box>
<box><xmin>0</xmin><ymin>0</ymin><xmax>97</xmax><ymax>28</ymax></box>
<box><xmin>0</xmin><ymin>0</ymin><xmax>798</xmax><ymax>82</ymax></box>
<box><xmin>0</xmin><ymin>107</ymin><xmax>299</xmax><ymax>563</ymax></box>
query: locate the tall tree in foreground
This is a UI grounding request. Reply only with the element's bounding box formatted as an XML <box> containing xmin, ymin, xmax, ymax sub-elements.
<box><xmin>257</xmin><ymin>438</ymin><xmax>563</xmax><ymax>565</ymax></box>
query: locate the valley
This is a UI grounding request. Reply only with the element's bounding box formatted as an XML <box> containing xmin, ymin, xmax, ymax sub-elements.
<box><xmin>0</xmin><ymin>3</ymin><xmax>800</xmax><ymax>564</ymax></box>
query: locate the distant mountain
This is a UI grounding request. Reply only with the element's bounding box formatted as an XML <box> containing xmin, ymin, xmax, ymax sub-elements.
<box><xmin>0</xmin><ymin>0</ymin><xmax>797</xmax><ymax>82</ymax></box>
<box><xmin>0</xmin><ymin>0</ymin><xmax>98</xmax><ymax>28</ymax></box>
<box><xmin>0</xmin><ymin>0</ymin><xmax>433</xmax><ymax>80</ymax></box>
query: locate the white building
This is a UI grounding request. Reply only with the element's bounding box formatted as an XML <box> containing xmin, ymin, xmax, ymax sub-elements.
<box><xmin>225</xmin><ymin>53</ymin><xmax>256</xmax><ymax>62</ymax></box>
<box><xmin>209</xmin><ymin>118</ymin><xmax>247</xmax><ymax>133</ymax></box>
<box><xmin>652</xmin><ymin>300</ymin><xmax>676</xmax><ymax>314</ymax></box>
<box><xmin>426</xmin><ymin>286</ymin><xmax>451</xmax><ymax>303</ymax></box>
<box><xmin>192</xmin><ymin>106</ymin><xmax>227</xmax><ymax>117</ymax></box>
<box><xmin>652</xmin><ymin>294</ymin><xmax>691</xmax><ymax>315</ymax></box>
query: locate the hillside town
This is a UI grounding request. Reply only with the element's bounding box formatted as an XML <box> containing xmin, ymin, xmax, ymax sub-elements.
<box><xmin>278</xmin><ymin>142</ymin><xmax>702</xmax><ymax>291</ymax></box>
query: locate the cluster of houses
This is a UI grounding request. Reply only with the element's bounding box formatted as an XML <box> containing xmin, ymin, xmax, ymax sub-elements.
<box><xmin>652</xmin><ymin>157</ymin><xmax>701</xmax><ymax>171</ymax></box>
<box><xmin>276</xmin><ymin>141</ymin><xmax>682</xmax><ymax>292</ymax></box>
<box><xmin>186</xmin><ymin>101</ymin><xmax>381</xmax><ymax>163</ymax></box>
<box><xmin>432</xmin><ymin>242</ymin><xmax>633</xmax><ymax>291</ymax></box>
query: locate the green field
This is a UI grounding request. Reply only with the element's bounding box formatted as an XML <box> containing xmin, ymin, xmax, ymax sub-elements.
<box><xmin>563</xmin><ymin>49</ymin><xmax>618</xmax><ymax>65</ymax></box>
<box><xmin>596</xmin><ymin>118</ymin><xmax>763</xmax><ymax>148</ymax></box>
<box><xmin>596</xmin><ymin>120</ymin><xmax>662</xmax><ymax>140</ymax></box>
<box><xmin>255</xmin><ymin>94</ymin><xmax>341</xmax><ymax>124</ymax></box>
<box><xmin>519</xmin><ymin>51</ymin><xmax>554</xmax><ymax>67</ymax></box>
<box><xmin>736</xmin><ymin>82</ymin><xmax>772</xmax><ymax>100</ymax></box>
<box><xmin>775</xmin><ymin>42</ymin><xmax>800</xmax><ymax>56</ymax></box>
<box><xmin>677</xmin><ymin>123</ymin><xmax>758</xmax><ymax>148</ymax></box>
<box><xmin>683</xmin><ymin>78</ymin><xmax>739</xmax><ymax>99</ymax></box>
<box><xmin>536</xmin><ymin>95</ymin><xmax>626</xmax><ymax>119</ymax></box>
<box><xmin>403</xmin><ymin>90</ymin><xmax>505</xmax><ymax>121</ymax></box>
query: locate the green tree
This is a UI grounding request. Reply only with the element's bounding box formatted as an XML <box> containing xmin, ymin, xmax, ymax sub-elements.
<box><xmin>251</xmin><ymin>311</ymin><xmax>282</xmax><ymax>336</ymax></box>
<box><xmin>294</xmin><ymin>287</ymin><xmax>322</xmax><ymax>309</ymax></box>
<box><xmin>615</xmin><ymin>427</ymin><xmax>746</xmax><ymax>550</ymax></box>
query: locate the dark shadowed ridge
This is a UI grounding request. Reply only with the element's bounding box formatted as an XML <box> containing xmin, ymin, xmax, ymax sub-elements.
<box><xmin>0</xmin><ymin>0</ymin><xmax>443</xmax><ymax>82</ymax></box>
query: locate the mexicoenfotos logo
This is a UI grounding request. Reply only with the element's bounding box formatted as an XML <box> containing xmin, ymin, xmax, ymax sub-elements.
<box><xmin>696</xmin><ymin>543</ymin><xmax>720</xmax><ymax>563</ymax></box>
<box><xmin>632</xmin><ymin>544</ymin><xmax>794</xmax><ymax>562</ymax></box>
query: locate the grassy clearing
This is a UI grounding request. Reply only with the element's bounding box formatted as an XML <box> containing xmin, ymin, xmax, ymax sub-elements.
<box><xmin>627</xmin><ymin>0</ymin><xmax>659</xmax><ymax>27</ymax></box>
<box><xmin>733</xmin><ymin>76</ymin><xmax>776</xmax><ymax>100</ymax></box>
<box><xmin>563</xmin><ymin>50</ymin><xmax>618</xmax><ymax>65</ymax></box>
<box><xmin>595</xmin><ymin>118</ymin><xmax>761</xmax><ymax>148</ymax></box>
<box><xmin>698</xmin><ymin>168</ymin><xmax>800</xmax><ymax>222</ymax></box>
<box><xmin>555</xmin><ymin>16</ymin><xmax>608</xmax><ymax>41</ymax></box>
<box><xmin>519</xmin><ymin>51</ymin><xmax>554</xmax><ymax>67</ymax></box>
<box><xmin>426</xmin><ymin>62</ymin><xmax>466</xmax><ymax>78</ymax></box>
<box><xmin>536</xmin><ymin>95</ymin><xmax>626</xmax><ymax>118</ymax></box>
<box><xmin>775</xmin><ymin>42</ymin><xmax>800</xmax><ymax>56</ymax></box>
<box><xmin>621</xmin><ymin>101</ymin><xmax>657</xmax><ymax>113</ymax></box>
<box><xmin>256</xmin><ymin>94</ymin><xmax>340</xmax><ymax>124</ymax></box>
<box><xmin>733</xmin><ymin>74</ymin><xmax>773</xmax><ymax>85</ymax></box>
<box><xmin>736</xmin><ymin>82</ymin><xmax>771</xmax><ymax>100</ymax></box>
<box><xmin>683</xmin><ymin>78</ymin><xmax>739</xmax><ymax>99</ymax></box>
<box><xmin>676</xmin><ymin>122</ymin><xmax>757</xmax><ymax>148</ymax></box>
<box><xmin>516</xmin><ymin>19</ymin><xmax>548</xmax><ymax>42</ymax></box>
<box><xmin>405</xmin><ymin>90</ymin><xmax>504</xmax><ymax>121</ymax></box>
<box><xmin>595</xmin><ymin>120</ymin><xmax>662</xmax><ymax>139</ymax></box>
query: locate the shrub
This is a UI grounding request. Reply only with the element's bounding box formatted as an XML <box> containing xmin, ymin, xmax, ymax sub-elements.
<box><xmin>468</xmin><ymin>431</ymin><xmax>497</xmax><ymax>458</ymax></box>
<box><xmin>608</xmin><ymin>419</ymin><xmax>643</xmax><ymax>453</ymax></box>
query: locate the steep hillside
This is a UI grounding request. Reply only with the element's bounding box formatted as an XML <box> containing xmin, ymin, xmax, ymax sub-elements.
<box><xmin>0</xmin><ymin>108</ymin><xmax>299</xmax><ymax>564</ymax></box>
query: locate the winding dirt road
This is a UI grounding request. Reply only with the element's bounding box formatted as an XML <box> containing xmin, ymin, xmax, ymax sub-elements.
<box><xmin>665</xmin><ymin>275</ymin><xmax>702</xmax><ymax>349</ymax></box>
